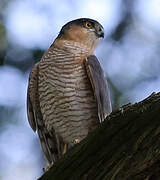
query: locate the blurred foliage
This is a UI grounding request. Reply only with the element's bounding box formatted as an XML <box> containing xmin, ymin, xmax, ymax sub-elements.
<box><xmin>0</xmin><ymin>106</ymin><xmax>18</xmax><ymax>126</ymax></box>
<box><xmin>110</xmin><ymin>0</ymin><xmax>133</xmax><ymax>42</ymax></box>
<box><xmin>0</xmin><ymin>21</ymin><xmax>7</xmax><ymax>66</ymax></box>
<box><xmin>0</xmin><ymin>50</ymin><xmax>5</xmax><ymax>66</ymax></box>
<box><xmin>4</xmin><ymin>48</ymin><xmax>44</xmax><ymax>72</ymax></box>
<box><xmin>0</xmin><ymin>23</ymin><xmax>8</xmax><ymax>50</ymax></box>
<box><xmin>33</xmin><ymin>49</ymin><xmax>44</xmax><ymax>63</ymax></box>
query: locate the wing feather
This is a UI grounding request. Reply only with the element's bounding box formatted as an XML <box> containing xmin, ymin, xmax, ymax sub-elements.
<box><xmin>84</xmin><ymin>55</ymin><xmax>112</xmax><ymax>122</ymax></box>
<box><xmin>27</xmin><ymin>63</ymin><xmax>58</xmax><ymax>164</ymax></box>
<box><xmin>27</xmin><ymin>64</ymin><xmax>38</xmax><ymax>131</ymax></box>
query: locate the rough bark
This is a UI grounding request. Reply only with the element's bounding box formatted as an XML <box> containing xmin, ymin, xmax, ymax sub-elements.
<box><xmin>38</xmin><ymin>92</ymin><xmax>160</xmax><ymax>180</ymax></box>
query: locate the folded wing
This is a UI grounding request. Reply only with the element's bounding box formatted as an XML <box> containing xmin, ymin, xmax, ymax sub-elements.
<box><xmin>84</xmin><ymin>55</ymin><xmax>112</xmax><ymax>122</ymax></box>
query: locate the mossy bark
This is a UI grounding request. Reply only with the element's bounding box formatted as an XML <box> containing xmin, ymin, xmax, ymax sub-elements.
<box><xmin>38</xmin><ymin>92</ymin><xmax>160</xmax><ymax>180</ymax></box>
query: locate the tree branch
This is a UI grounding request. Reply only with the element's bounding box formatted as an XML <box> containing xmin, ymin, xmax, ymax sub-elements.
<box><xmin>38</xmin><ymin>92</ymin><xmax>160</xmax><ymax>180</ymax></box>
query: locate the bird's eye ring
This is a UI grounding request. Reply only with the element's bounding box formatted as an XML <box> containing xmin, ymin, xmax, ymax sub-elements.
<box><xmin>85</xmin><ymin>21</ymin><xmax>93</xmax><ymax>29</ymax></box>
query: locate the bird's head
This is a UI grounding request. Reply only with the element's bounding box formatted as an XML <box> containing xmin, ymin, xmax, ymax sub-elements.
<box><xmin>56</xmin><ymin>18</ymin><xmax>104</xmax><ymax>51</ymax></box>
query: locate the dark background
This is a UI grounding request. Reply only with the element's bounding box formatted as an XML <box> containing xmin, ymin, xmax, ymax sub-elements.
<box><xmin>0</xmin><ymin>0</ymin><xmax>160</xmax><ymax>179</ymax></box>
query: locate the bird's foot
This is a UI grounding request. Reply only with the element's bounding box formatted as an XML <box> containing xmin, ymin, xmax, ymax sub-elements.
<box><xmin>43</xmin><ymin>163</ymin><xmax>53</xmax><ymax>172</ymax></box>
<box><xmin>74</xmin><ymin>138</ymin><xmax>80</xmax><ymax>144</ymax></box>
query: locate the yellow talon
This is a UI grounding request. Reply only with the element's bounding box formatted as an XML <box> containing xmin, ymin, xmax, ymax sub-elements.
<box><xmin>74</xmin><ymin>138</ymin><xmax>80</xmax><ymax>144</ymax></box>
<box><xmin>43</xmin><ymin>163</ymin><xmax>53</xmax><ymax>172</ymax></box>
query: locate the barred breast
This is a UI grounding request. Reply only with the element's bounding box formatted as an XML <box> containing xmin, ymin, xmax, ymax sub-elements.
<box><xmin>38</xmin><ymin>42</ymin><xmax>99</xmax><ymax>145</ymax></box>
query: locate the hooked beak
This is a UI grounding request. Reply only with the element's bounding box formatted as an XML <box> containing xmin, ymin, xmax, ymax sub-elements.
<box><xmin>97</xmin><ymin>31</ymin><xmax>104</xmax><ymax>38</ymax></box>
<box><xmin>96</xmin><ymin>26</ymin><xmax>104</xmax><ymax>38</ymax></box>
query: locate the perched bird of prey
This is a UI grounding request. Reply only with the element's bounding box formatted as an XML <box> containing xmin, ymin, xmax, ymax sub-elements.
<box><xmin>27</xmin><ymin>18</ymin><xmax>112</xmax><ymax>168</ymax></box>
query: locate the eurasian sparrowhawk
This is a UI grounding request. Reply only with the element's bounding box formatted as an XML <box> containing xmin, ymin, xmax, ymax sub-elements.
<box><xmin>27</xmin><ymin>18</ymin><xmax>112</xmax><ymax>169</ymax></box>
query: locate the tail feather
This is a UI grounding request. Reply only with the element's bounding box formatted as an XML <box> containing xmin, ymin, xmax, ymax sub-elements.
<box><xmin>37</xmin><ymin>125</ymin><xmax>59</xmax><ymax>164</ymax></box>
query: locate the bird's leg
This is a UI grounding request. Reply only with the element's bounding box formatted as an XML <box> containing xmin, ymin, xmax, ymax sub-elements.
<box><xmin>43</xmin><ymin>162</ymin><xmax>54</xmax><ymax>172</ymax></box>
<box><xmin>62</xmin><ymin>139</ymin><xmax>80</xmax><ymax>155</ymax></box>
<box><xmin>62</xmin><ymin>144</ymin><xmax>67</xmax><ymax>154</ymax></box>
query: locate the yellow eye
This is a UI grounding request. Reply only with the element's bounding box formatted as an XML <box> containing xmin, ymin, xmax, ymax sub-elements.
<box><xmin>85</xmin><ymin>21</ymin><xmax>93</xmax><ymax>29</ymax></box>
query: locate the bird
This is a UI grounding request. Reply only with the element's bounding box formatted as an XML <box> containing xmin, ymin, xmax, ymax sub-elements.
<box><xmin>27</xmin><ymin>18</ymin><xmax>112</xmax><ymax>170</ymax></box>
